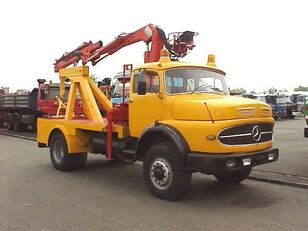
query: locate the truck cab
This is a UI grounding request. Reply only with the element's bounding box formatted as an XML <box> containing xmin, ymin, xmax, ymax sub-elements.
<box><xmin>128</xmin><ymin>55</ymin><xmax>276</xmax><ymax>155</ymax></box>
<box><xmin>290</xmin><ymin>93</ymin><xmax>308</xmax><ymax>117</ymax></box>
<box><xmin>37</xmin><ymin>80</ymin><xmax>83</xmax><ymax>118</ymax></box>
<box><xmin>296</xmin><ymin>94</ymin><xmax>308</xmax><ymax>115</ymax></box>
<box><xmin>110</xmin><ymin>72</ymin><xmax>131</xmax><ymax>104</ymax></box>
<box><xmin>265</xmin><ymin>95</ymin><xmax>287</xmax><ymax>120</ymax></box>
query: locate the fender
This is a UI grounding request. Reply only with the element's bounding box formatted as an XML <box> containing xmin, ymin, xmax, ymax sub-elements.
<box><xmin>47</xmin><ymin>127</ymin><xmax>89</xmax><ymax>154</ymax></box>
<box><xmin>136</xmin><ymin>123</ymin><xmax>190</xmax><ymax>160</ymax></box>
<box><xmin>47</xmin><ymin>127</ymin><xmax>67</xmax><ymax>146</ymax></box>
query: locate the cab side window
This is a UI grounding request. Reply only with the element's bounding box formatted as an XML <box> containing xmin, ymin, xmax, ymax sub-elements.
<box><xmin>133</xmin><ymin>70</ymin><xmax>159</xmax><ymax>93</ymax></box>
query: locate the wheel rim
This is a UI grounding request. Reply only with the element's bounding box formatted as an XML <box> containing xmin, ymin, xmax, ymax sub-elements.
<box><xmin>150</xmin><ymin>158</ymin><xmax>173</xmax><ymax>190</ymax></box>
<box><xmin>53</xmin><ymin>140</ymin><xmax>64</xmax><ymax>163</ymax></box>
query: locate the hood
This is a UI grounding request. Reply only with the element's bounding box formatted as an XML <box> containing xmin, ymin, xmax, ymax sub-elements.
<box><xmin>172</xmin><ymin>94</ymin><xmax>271</xmax><ymax>121</ymax></box>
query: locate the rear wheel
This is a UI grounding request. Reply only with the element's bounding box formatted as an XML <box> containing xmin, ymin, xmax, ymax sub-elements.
<box><xmin>12</xmin><ymin>113</ymin><xmax>22</xmax><ymax>132</ymax></box>
<box><xmin>5</xmin><ymin>113</ymin><xmax>13</xmax><ymax>131</ymax></box>
<box><xmin>214</xmin><ymin>168</ymin><xmax>251</xmax><ymax>184</ymax></box>
<box><xmin>143</xmin><ymin>143</ymin><xmax>191</xmax><ymax>201</ymax></box>
<box><xmin>50</xmin><ymin>131</ymin><xmax>87</xmax><ymax>171</ymax></box>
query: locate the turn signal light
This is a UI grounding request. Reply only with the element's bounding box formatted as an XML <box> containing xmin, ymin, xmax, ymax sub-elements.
<box><xmin>206</xmin><ymin>135</ymin><xmax>216</xmax><ymax>141</ymax></box>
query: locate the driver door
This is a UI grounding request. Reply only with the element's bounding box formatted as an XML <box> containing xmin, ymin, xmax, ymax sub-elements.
<box><xmin>129</xmin><ymin>69</ymin><xmax>163</xmax><ymax>137</ymax></box>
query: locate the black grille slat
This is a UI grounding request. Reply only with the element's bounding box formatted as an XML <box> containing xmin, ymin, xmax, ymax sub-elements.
<box><xmin>218</xmin><ymin>123</ymin><xmax>273</xmax><ymax>145</ymax></box>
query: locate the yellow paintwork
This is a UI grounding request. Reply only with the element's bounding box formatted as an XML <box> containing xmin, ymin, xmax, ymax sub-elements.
<box><xmin>37</xmin><ymin>66</ymin><xmax>127</xmax><ymax>153</ymax></box>
<box><xmin>38</xmin><ymin>51</ymin><xmax>274</xmax><ymax>155</ymax></box>
<box><xmin>129</xmin><ymin>87</ymin><xmax>274</xmax><ymax>153</ymax></box>
<box><xmin>37</xmin><ymin>119</ymin><xmax>97</xmax><ymax>153</ymax></box>
<box><xmin>162</xmin><ymin>118</ymin><xmax>273</xmax><ymax>154</ymax></box>
<box><xmin>128</xmin><ymin>54</ymin><xmax>274</xmax><ymax>153</ymax></box>
<box><xmin>55</xmin><ymin>97</ymin><xmax>68</xmax><ymax>118</ymax></box>
<box><xmin>59</xmin><ymin>66</ymin><xmax>112</xmax><ymax>115</ymax></box>
<box><xmin>171</xmin><ymin>94</ymin><xmax>271</xmax><ymax>121</ymax></box>
<box><xmin>37</xmin><ymin>118</ymin><xmax>128</xmax><ymax>153</ymax></box>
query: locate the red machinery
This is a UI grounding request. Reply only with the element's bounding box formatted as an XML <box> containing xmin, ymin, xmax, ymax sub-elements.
<box><xmin>54</xmin><ymin>23</ymin><xmax>198</xmax><ymax>72</ymax></box>
<box><xmin>0</xmin><ymin>79</ymin><xmax>83</xmax><ymax>131</ymax></box>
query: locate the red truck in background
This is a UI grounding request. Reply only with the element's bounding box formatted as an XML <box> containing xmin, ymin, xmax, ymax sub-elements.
<box><xmin>0</xmin><ymin>79</ymin><xmax>83</xmax><ymax>131</ymax></box>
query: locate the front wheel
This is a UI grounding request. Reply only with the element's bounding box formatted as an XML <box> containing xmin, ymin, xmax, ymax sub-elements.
<box><xmin>214</xmin><ymin>168</ymin><xmax>251</xmax><ymax>184</ymax></box>
<box><xmin>143</xmin><ymin>143</ymin><xmax>192</xmax><ymax>201</ymax></box>
<box><xmin>50</xmin><ymin>132</ymin><xmax>87</xmax><ymax>171</ymax></box>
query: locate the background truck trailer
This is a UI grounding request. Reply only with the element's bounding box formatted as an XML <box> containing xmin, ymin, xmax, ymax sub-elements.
<box><xmin>0</xmin><ymin>79</ymin><xmax>83</xmax><ymax>131</ymax></box>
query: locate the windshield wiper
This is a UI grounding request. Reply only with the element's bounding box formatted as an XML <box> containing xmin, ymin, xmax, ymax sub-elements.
<box><xmin>190</xmin><ymin>84</ymin><xmax>224</xmax><ymax>94</ymax></box>
<box><xmin>190</xmin><ymin>83</ymin><xmax>209</xmax><ymax>94</ymax></box>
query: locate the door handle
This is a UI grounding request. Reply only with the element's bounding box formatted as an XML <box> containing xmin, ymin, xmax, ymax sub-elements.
<box><xmin>128</xmin><ymin>99</ymin><xmax>133</xmax><ymax>103</ymax></box>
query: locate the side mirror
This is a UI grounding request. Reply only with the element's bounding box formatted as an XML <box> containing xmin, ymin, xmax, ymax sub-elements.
<box><xmin>138</xmin><ymin>81</ymin><xmax>146</xmax><ymax>95</ymax></box>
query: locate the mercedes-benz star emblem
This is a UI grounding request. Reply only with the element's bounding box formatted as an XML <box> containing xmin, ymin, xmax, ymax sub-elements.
<box><xmin>252</xmin><ymin>125</ymin><xmax>261</xmax><ymax>142</ymax></box>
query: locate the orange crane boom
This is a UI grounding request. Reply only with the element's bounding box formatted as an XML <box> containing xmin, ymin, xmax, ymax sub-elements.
<box><xmin>54</xmin><ymin>23</ymin><xmax>197</xmax><ymax>72</ymax></box>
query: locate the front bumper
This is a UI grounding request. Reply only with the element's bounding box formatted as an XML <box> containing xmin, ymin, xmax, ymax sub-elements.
<box><xmin>186</xmin><ymin>147</ymin><xmax>279</xmax><ymax>174</ymax></box>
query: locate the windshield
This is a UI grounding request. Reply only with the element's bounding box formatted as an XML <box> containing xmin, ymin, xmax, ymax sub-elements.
<box><xmin>113</xmin><ymin>82</ymin><xmax>130</xmax><ymax>97</ymax></box>
<box><xmin>276</xmin><ymin>97</ymin><xmax>286</xmax><ymax>105</ymax></box>
<box><xmin>49</xmin><ymin>86</ymin><xmax>70</xmax><ymax>99</ymax></box>
<box><xmin>257</xmin><ymin>96</ymin><xmax>266</xmax><ymax>103</ymax></box>
<box><xmin>164</xmin><ymin>68</ymin><xmax>228</xmax><ymax>95</ymax></box>
<box><xmin>297</xmin><ymin>95</ymin><xmax>308</xmax><ymax>103</ymax></box>
<box><xmin>283</xmin><ymin>96</ymin><xmax>292</xmax><ymax>103</ymax></box>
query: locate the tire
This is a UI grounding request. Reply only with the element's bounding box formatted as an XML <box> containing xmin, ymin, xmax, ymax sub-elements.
<box><xmin>50</xmin><ymin>131</ymin><xmax>87</xmax><ymax>171</ymax></box>
<box><xmin>143</xmin><ymin>143</ymin><xmax>192</xmax><ymax>201</ymax></box>
<box><xmin>12</xmin><ymin>113</ymin><xmax>22</xmax><ymax>132</ymax></box>
<box><xmin>6</xmin><ymin>113</ymin><xmax>14</xmax><ymax>131</ymax></box>
<box><xmin>214</xmin><ymin>168</ymin><xmax>251</xmax><ymax>184</ymax></box>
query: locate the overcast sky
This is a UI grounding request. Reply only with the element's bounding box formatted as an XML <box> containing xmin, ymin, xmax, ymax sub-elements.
<box><xmin>1</xmin><ymin>0</ymin><xmax>307</xmax><ymax>93</ymax></box>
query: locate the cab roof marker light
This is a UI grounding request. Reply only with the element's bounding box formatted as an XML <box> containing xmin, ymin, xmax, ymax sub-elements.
<box><xmin>207</xmin><ymin>54</ymin><xmax>216</xmax><ymax>67</ymax></box>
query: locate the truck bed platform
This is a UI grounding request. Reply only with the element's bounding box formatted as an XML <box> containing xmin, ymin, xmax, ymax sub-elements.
<box><xmin>37</xmin><ymin>118</ymin><xmax>127</xmax><ymax>153</ymax></box>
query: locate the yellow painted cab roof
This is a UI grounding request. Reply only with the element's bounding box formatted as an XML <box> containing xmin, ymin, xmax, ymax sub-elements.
<box><xmin>134</xmin><ymin>61</ymin><xmax>226</xmax><ymax>75</ymax></box>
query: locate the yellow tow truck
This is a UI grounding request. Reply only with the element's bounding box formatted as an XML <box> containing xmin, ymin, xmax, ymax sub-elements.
<box><xmin>37</xmin><ymin>24</ymin><xmax>278</xmax><ymax>200</ymax></box>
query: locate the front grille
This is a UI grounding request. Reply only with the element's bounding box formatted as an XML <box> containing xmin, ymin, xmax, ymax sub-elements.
<box><xmin>218</xmin><ymin>123</ymin><xmax>273</xmax><ymax>145</ymax></box>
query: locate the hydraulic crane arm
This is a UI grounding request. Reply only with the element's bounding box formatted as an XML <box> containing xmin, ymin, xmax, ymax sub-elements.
<box><xmin>54</xmin><ymin>41</ymin><xmax>103</xmax><ymax>72</ymax></box>
<box><xmin>54</xmin><ymin>23</ymin><xmax>198</xmax><ymax>72</ymax></box>
<box><xmin>86</xmin><ymin>24</ymin><xmax>163</xmax><ymax>65</ymax></box>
